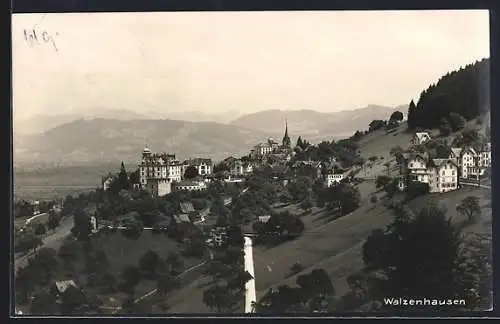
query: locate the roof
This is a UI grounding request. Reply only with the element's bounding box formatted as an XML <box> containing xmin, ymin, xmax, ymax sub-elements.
<box><xmin>415</xmin><ymin>132</ymin><xmax>431</xmax><ymax>139</ymax></box>
<box><xmin>258</xmin><ymin>215</ymin><xmax>271</xmax><ymax>223</ymax></box>
<box><xmin>54</xmin><ymin>280</ymin><xmax>77</xmax><ymax>293</ymax></box>
<box><xmin>407</xmin><ymin>153</ymin><xmax>428</xmax><ymax>162</ymax></box>
<box><xmin>462</xmin><ymin>147</ymin><xmax>478</xmax><ymax>156</ymax></box>
<box><xmin>430</xmin><ymin>158</ymin><xmax>458</xmax><ymax>168</ymax></box>
<box><xmin>174</xmin><ymin>214</ymin><xmax>192</xmax><ymax>223</ymax></box>
<box><xmin>180</xmin><ymin>202</ymin><xmax>195</xmax><ymax>214</ymax></box>
<box><xmin>187</xmin><ymin>158</ymin><xmax>213</xmax><ymax>165</ymax></box>
<box><xmin>450</xmin><ymin>147</ymin><xmax>462</xmax><ymax>157</ymax></box>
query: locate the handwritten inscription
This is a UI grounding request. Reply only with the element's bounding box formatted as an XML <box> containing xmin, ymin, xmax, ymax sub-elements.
<box><xmin>24</xmin><ymin>27</ymin><xmax>59</xmax><ymax>52</ymax></box>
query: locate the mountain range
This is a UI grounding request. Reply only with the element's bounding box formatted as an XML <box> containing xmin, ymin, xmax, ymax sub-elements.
<box><xmin>13</xmin><ymin>104</ymin><xmax>406</xmax><ymax>167</ymax></box>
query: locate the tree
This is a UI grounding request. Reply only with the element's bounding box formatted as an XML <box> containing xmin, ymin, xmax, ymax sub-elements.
<box><xmin>375</xmin><ymin>175</ymin><xmax>392</xmax><ymax>190</ymax></box>
<box><xmin>118</xmin><ymin>162</ymin><xmax>130</xmax><ymax>191</ymax></box>
<box><xmin>369</xmin><ymin>120</ymin><xmax>386</xmax><ymax>132</ymax></box>
<box><xmin>405</xmin><ymin>181</ymin><xmax>429</xmax><ymax>202</ymax></box>
<box><xmin>60</xmin><ymin>286</ymin><xmax>87</xmax><ymax>314</ymax></box>
<box><xmin>121</xmin><ymin>219</ymin><xmax>144</xmax><ymax>240</ymax></box>
<box><xmin>325</xmin><ymin>183</ymin><xmax>361</xmax><ymax>215</ymax></box>
<box><xmin>203</xmin><ymin>283</ymin><xmax>235</xmax><ymax>312</ymax></box>
<box><xmin>296</xmin><ymin>136</ymin><xmax>303</xmax><ymax>149</ymax></box>
<box><xmin>156</xmin><ymin>272</ymin><xmax>177</xmax><ymax>296</ymax></box>
<box><xmin>16</xmin><ymin>232</ymin><xmax>43</xmax><ymax>254</ymax></box>
<box><xmin>30</xmin><ymin>289</ymin><xmax>58</xmax><ymax>315</ymax></box>
<box><xmin>287</xmin><ymin>176</ymin><xmax>313</xmax><ymax>202</ymax></box>
<box><xmin>46</xmin><ymin>210</ymin><xmax>61</xmax><ymax>232</ymax></box>
<box><xmin>72</xmin><ymin>206</ymin><xmax>91</xmax><ymax>241</ymax></box>
<box><xmin>184</xmin><ymin>165</ymin><xmax>199</xmax><ymax>180</ymax></box>
<box><xmin>456</xmin><ymin>196</ymin><xmax>482</xmax><ymax>223</ymax></box>
<box><xmin>461</xmin><ymin>128</ymin><xmax>481</xmax><ymax>147</ymax></box>
<box><xmin>299</xmin><ymin>194</ymin><xmax>314</xmax><ymax>213</ymax></box>
<box><xmin>361</xmin><ymin>203</ymin><xmax>488</xmax><ymax>309</ymax></box>
<box><xmin>389</xmin><ymin>111</ymin><xmax>404</xmax><ymax>122</ymax></box>
<box><xmin>439</xmin><ymin>118</ymin><xmax>452</xmax><ymax>136</ymax></box>
<box><xmin>407</xmin><ymin>100</ymin><xmax>417</xmax><ymax>129</ymax></box>
<box><xmin>370</xmin><ymin>195</ymin><xmax>378</xmax><ymax>204</ymax></box>
<box><xmin>139</xmin><ymin>250</ymin><xmax>161</xmax><ymax>277</ymax></box>
<box><xmin>120</xmin><ymin>266</ymin><xmax>141</xmax><ymax>294</ymax></box>
<box><xmin>362</xmin><ymin>228</ymin><xmax>391</xmax><ymax>270</ymax></box>
<box><xmin>34</xmin><ymin>223</ymin><xmax>47</xmax><ymax>236</ymax></box>
<box><xmin>389</xmin><ymin>146</ymin><xmax>404</xmax><ymax>157</ymax></box>
<box><xmin>448</xmin><ymin>112</ymin><xmax>466</xmax><ymax>132</ymax></box>
<box><xmin>435</xmin><ymin>144</ymin><xmax>451</xmax><ymax>158</ymax></box>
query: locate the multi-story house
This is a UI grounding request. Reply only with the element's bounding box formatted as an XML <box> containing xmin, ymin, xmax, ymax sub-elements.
<box><xmin>427</xmin><ymin>158</ymin><xmax>459</xmax><ymax>193</ymax></box>
<box><xmin>101</xmin><ymin>174</ymin><xmax>116</xmax><ymax>191</ymax></box>
<box><xmin>138</xmin><ymin>146</ymin><xmax>181</xmax><ymax>197</ymax></box>
<box><xmin>479</xmin><ymin>142</ymin><xmax>492</xmax><ymax>168</ymax></box>
<box><xmin>460</xmin><ymin>147</ymin><xmax>479</xmax><ymax>179</ymax></box>
<box><xmin>182</xmin><ymin>158</ymin><xmax>213</xmax><ymax>177</ymax></box>
<box><xmin>405</xmin><ymin>153</ymin><xmax>430</xmax><ymax>183</ymax></box>
<box><xmin>400</xmin><ymin>153</ymin><xmax>458</xmax><ymax>193</ymax></box>
<box><xmin>251</xmin><ymin>122</ymin><xmax>292</xmax><ymax>159</ymax></box>
<box><xmin>230</xmin><ymin>159</ymin><xmax>254</xmax><ymax>176</ymax></box>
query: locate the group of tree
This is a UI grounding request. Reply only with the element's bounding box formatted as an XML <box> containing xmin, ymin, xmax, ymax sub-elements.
<box><xmin>251</xmin><ymin>211</ymin><xmax>305</xmax><ymax>247</ymax></box>
<box><xmin>407</xmin><ymin>58</ymin><xmax>490</xmax><ymax>130</ymax></box>
<box><xmin>352</xmin><ymin>202</ymin><xmax>491</xmax><ymax>311</ymax></box>
<box><xmin>202</xmin><ymin>225</ymin><xmax>251</xmax><ymax>312</ymax></box>
<box><xmin>255</xmin><ymin>268</ymin><xmax>335</xmax><ymax>313</ymax></box>
<box><xmin>14</xmin><ymin>200</ymin><xmax>58</xmax><ymax>218</ymax></box>
<box><xmin>316</xmin><ymin>182</ymin><xmax>361</xmax><ymax>216</ymax></box>
<box><xmin>292</xmin><ymin>138</ymin><xmax>364</xmax><ymax>169</ymax></box>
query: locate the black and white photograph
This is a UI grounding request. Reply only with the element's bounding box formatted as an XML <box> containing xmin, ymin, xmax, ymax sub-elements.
<box><xmin>12</xmin><ymin>9</ymin><xmax>492</xmax><ymax>315</ymax></box>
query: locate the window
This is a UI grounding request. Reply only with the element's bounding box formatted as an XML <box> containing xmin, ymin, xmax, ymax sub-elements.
<box><xmin>409</xmin><ymin>163</ymin><xmax>414</xmax><ymax>168</ymax></box>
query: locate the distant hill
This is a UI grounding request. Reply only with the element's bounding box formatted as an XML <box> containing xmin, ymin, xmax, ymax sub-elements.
<box><xmin>163</xmin><ymin>110</ymin><xmax>243</xmax><ymax>124</ymax></box>
<box><xmin>408</xmin><ymin>58</ymin><xmax>490</xmax><ymax>129</ymax></box>
<box><xmin>13</xmin><ymin>118</ymin><xmax>277</xmax><ymax>166</ymax></box>
<box><xmin>230</xmin><ymin>104</ymin><xmax>406</xmax><ymax>138</ymax></box>
<box><xmin>14</xmin><ymin>108</ymin><xmax>243</xmax><ymax>135</ymax></box>
<box><xmin>14</xmin><ymin>108</ymin><xmax>152</xmax><ymax>135</ymax></box>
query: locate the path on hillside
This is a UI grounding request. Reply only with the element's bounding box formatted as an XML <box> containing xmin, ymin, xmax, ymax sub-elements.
<box><xmin>15</xmin><ymin>215</ymin><xmax>74</xmax><ymax>270</ymax></box>
<box><xmin>244</xmin><ymin>236</ymin><xmax>256</xmax><ymax>313</ymax></box>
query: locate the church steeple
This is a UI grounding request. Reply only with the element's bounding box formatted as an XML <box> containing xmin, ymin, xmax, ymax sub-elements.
<box><xmin>282</xmin><ymin>118</ymin><xmax>291</xmax><ymax>148</ymax></box>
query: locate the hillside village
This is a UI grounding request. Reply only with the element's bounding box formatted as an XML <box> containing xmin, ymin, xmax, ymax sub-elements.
<box><xmin>13</xmin><ymin>59</ymin><xmax>492</xmax><ymax>315</ymax></box>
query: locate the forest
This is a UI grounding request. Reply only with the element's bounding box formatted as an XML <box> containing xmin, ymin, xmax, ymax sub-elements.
<box><xmin>407</xmin><ymin>58</ymin><xmax>490</xmax><ymax>129</ymax></box>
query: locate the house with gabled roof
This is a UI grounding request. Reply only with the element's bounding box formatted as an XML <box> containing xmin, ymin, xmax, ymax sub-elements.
<box><xmin>410</xmin><ymin>132</ymin><xmax>432</xmax><ymax>146</ymax></box>
<box><xmin>427</xmin><ymin>158</ymin><xmax>459</xmax><ymax>193</ymax></box>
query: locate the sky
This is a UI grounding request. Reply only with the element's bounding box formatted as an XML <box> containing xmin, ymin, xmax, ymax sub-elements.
<box><xmin>12</xmin><ymin>10</ymin><xmax>490</xmax><ymax>120</ymax></box>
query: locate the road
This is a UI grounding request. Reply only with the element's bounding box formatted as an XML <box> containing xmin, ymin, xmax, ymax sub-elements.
<box><xmin>459</xmin><ymin>181</ymin><xmax>491</xmax><ymax>190</ymax></box>
<box><xmin>15</xmin><ymin>215</ymin><xmax>74</xmax><ymax>270</ymax></box>
<box><xmin>244</xmin><ymin>236</ymin><xmax>256</xmax><ymax>313</ymax></box>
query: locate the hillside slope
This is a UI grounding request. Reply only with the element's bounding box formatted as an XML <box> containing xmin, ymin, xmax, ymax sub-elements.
<box><xmin>230</xmin><ymin>105</ymin><xmax>406</xmax><ymax>137</ymax></box>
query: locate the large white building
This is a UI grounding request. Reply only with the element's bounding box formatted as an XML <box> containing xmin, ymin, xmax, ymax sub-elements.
<box><xmin>138</xmin><ymin>146</ymin><xmax>182</xmax><ymax>197</ymax></box>
<box><xmin>449</xmin><ymin>143</ymin><xmax>491</xmax><ymax>179</ymax></box>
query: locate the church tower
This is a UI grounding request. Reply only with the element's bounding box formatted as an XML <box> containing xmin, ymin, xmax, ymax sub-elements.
<box><xmin>282</xmin><ymin>119</ymin><xmax>291</xmax><ymax>149</ymax></box>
